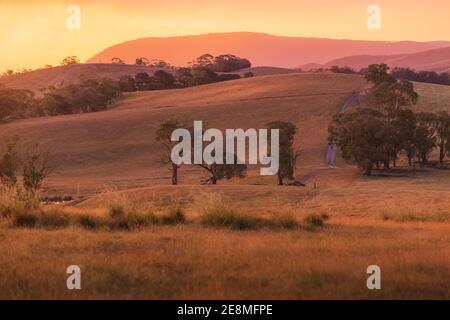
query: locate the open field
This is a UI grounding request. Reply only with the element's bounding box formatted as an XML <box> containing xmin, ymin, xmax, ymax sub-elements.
<box><xmin>0</xmin><ymin>165</ymin><xmax>449</xmax><ymax>299</ymax></box>
<box><xmin>0</xmin><ymin>72</ymin><xmax>449</xmax><ymax>299</ymax></box>
<box><xmin>0</xmin><ymin>211</ymin><xmax>448</xmax><ymax>299</ymax></box>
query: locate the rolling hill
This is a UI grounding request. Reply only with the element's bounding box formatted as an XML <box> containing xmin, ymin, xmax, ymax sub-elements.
<box><xmin>0</xmin><ymin>64</ymin><xmax>172</xmax><ymax>93</ymax></box>
<box><xmin>316</xmin><ymin>46</ymin><xmax>450</xmax><ymax>73</ymax></box>
<box><xmin>87</xmin><ymin>32</ymin><xmax>450</xmax><ymax>68</ymax></box>
<box><xmin>0</xmin><ymin>63</ymin><xmax>294</xmax><ymax>93</ymax></box>
<box><xmin>1</xmin><ymin>72</ymin><xmax>449</xmax><ymax>196</ymax></box>
<box><xmin>0</xmin><ymin>73</ymin><xmax>367</xmax><ymax>194</ymax></box>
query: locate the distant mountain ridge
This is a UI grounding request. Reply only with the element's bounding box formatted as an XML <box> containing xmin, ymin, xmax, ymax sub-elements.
<box><xmin>87</xmin><ymin>32</ymin><xmax>450</xmax><ymax>68</ymax></box>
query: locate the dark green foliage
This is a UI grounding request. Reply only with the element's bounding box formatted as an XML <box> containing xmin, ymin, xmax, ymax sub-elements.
<box><xmin>364</xmin><ymin>63</ymin><xmax>395</xmax><ymax>85</ymax></box>
<box><xmin>391</xmin><ymin>67</ymin><xmax>450</xmax><ymax>86</ymax></box>
<box><xmin>266</xmin><ymin>121</ymin><xmax>299</xmax><ymax>185</ymax></box>
<box><xmin>190</xmin><ymin>54</ymin><xmax>251</xmax><ymax>72</ymax></box>
<box><xmin>40</xmin><ymin>209</ymin><xmax>71</xmax><ymax>229</ymax></box>
<box><xmin>0</xmin><ymin>137</ymin><xmax>20</xmax><ymax>187</ymax></box>
<box><xmin>330</xmin><ymin>66</ymin><xmax>357</xmax><ymax>74</ymax></box>
<box><xmin>0</xmin><ymin>89</ymin><xmax>36</xmax><ymax>122</ymax></box>
<box><xmin>22</xmin><ymin>144</ymin><xmax>52</xmax><ymax>193</ymax></box>
<box><xmin>329</xmin><ymin>109</ymin><xmax>391</xmax><ymax>175</ymax></box>
<box><xmin>39</xmin><ymin>79</ymin><xmax>122</xmax><ymax>116</ymax></box>
<box><xmin>13</xmin><ymin>211</ymin><xmax>38</xmax><ymax>228</ymax></box>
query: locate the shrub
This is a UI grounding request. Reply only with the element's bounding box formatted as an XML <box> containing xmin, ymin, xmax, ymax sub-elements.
<box><xmin>13</xmin><ymin>211</ymin><xmax>38</xmax><ymax>228</ymax></box>
<box><xmin>199</xmin><ymin>195</ymin><xmax>259</xmax><ymax>230</ymax></box>
<box><xmin>0</xmin><ymin>186</ymin><xmax>40</xmax><ymax>218</ymax></box>
<box><xmin>382</xmin><ymin>212</ymin><xmax>448</xmax><ymax>223</ymax></box>
<box><xmin>109</xmin><ymin>204</ymin><xmax>126</xmax><ymax>218</ymax></box>
<box><xmin>159</xmin><ymin>206</ymin><xmax>186</xmax><ymax>225</ymax></box>
<box><xmin>269</xmin><ymin>212</ymin><xmax>299</xmax><ymax>230</ymax></box>
<box><xmin>302</xmin><ymin>213</ymin><xmax>328</xmax><ymax>230</ymax></box>
<box><xmin>78</xmin><ymin>214</ymin><xmax>105</xmax><ymax>230</ymax></box>
<box><xmin>40</xmin><ymin>208</ymin><xmax>71</xmax><ymax>229</ymax></box>
<box><xmin>108</xmin><ymin>212</ymin><xmax>155</xmax><ymax>231</ymax></box>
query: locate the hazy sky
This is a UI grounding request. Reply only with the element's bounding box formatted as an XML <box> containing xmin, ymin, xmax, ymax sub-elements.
<box><xmin>1</xmin><ymin>0</ymin><xmax>450</xmax><ymax>72</ymax></box>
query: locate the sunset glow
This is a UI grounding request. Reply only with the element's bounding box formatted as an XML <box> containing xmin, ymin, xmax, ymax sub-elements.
<box><xmin>1</xmin><ymin>0</ymin><xmax>450</xmax><ymax>72</ymax></box>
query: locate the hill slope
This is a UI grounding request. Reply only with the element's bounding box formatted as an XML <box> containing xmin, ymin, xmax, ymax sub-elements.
<box><xmin>1</xmin><ymin>73</ymin><xmax>449</xmax><ymax>195</ymax></box>
<box><xmin>87</xmin><ymin>32</ymin><xmax>450</xmax><ymax>68</ymax></box>
<box><xmin>0</xmin><ymin>73</ymin><xmax>366</xmax><ymax>194</ymax></box>
<box><xmin>322</xmin><ymin>46</ymin><xmax>450</xmax><ymax>73</ymax></box>
<box><xmin>0</xmin><ymin>64</ymin><xmax>172</xmax><ymax>93</ymax></box>
<box><xmin>0</xmin><ymin>63</ymin><xmax>294</xmax><ymax>93</ymax></box>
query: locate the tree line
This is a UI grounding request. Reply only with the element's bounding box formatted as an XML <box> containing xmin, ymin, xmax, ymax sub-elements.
<box><xmin>0</xmin><ymin>54</ymin><xmax>253</xmax><ymax>123</ymax></box>
<box><xmin>0</xmin><ymin>79</ymin><xmax>122</xmax><ymax>122</ymax></box>
<box><xmin>330</xmin><ymin>65</ymin><xmax>450</xmax><ymax>86</ymax></box>
<box><xmin>329</xmin><ymin>64</ymin><xmax>450</xmax><ymax>175</ymax></box>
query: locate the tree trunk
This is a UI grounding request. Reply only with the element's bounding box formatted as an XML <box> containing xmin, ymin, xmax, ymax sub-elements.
<box><xmin>364</xmin><ymin>164</ymin><xmax>373</xmax><ymax>176</ymax></box>
<box><xmin>421</xmin><ymin>154</ymin><xmax>428</xmax><ymax>165</ymax></box>
<box><xmin>439</xmin><ymin>143</ymin><xmax>445</xmax><ymax>163</ymax></box>
<box><xmin>211</xmin><ymin>176</ymin><xmax>217</xmax><ymax>185</ymax></box>
<box><xmin>171</xmin><ymin>163</ymin><xmax>178</xmax><ymax>185</ymax></box>
<box><xmin>277</xmin><ymin>172</ymin><xmax>283</xmax><ymax>186</ymax></box>
<box><xmin>383</xmin><ymin>159</ymin><xmax>390</xmax><ymax>169</ymax></box>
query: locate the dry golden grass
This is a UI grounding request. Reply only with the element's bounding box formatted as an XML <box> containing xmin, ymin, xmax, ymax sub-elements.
<box><xmin>0</xmin><ymin>216</ymin><xmax>448</xmax><ymax>300</ymax></box>
<box><xmin>0</xmin><ymin>73</ymin><xmax>449</xmax><ymax>299</ymax></box>
<box><xmin>0</xmin><ymin>166</ymin><xmax>448</xmax><ymax>300</ymax></box>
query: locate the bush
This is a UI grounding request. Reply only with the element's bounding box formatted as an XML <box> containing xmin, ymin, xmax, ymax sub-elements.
<box><xmin>40</xmin><ymin>208</ymin><xmax>71</xmax><ymax>229</ymax></box>
<box><xmin>13</xmin><ymin>211</ymin><xmax>38</xmax><ymax>228</ymax></box>
<box><xmin>199</xmin><ymin>195</ymin><xmax>260</xmax><ymax>230</ymax></box>
<box><xmin>78</xmin><ymin>214</ymin><xmax>105</xmax><ymax>230</ymax></box>
<box><xmin>159</xmin><ymin>206</ymin><xmax>186</xmax><ymax>225</ymax></box>
<box><xmin>107</xmin><ymin>212</ymin><xmax>156</xmax><ymax>231</ymax></box>
<box><xmin>269</xmin><ymin>212</ymin><xmax>299</xmax><ymax>230</ymax></box>
<box><xmin>0</xmin><ymin>186</ymin><xmax>40</xmax><ymax>218</ymax></box>
<box><xmin>302</xmin><ymin>213</ymin><xmax>329</xmax><ymax>230</ymax></box>
<box><xmin>109</xmin><ymin>204</ymin><xmax>126</xmax><ymax>218</ymax></box>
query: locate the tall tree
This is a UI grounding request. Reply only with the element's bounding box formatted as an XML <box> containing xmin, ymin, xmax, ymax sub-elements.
<box><xmin>435</xmin><ymin>112</ymin><xmax>450</xmax><ymax>162</ymax></box>
<box><xmin>329</xmin><ymin>109</ymin><xmax>392</xmax><ymax>175</ymax></box>
<box><xmin>266</xmin><ymin>121</ymin><xmax>299</xmax><ymax>185</ymax></box>
<box><xmin>155</xmin><ymin>120</ymin><xmax>185</xmax><ymax>185</ymax></box>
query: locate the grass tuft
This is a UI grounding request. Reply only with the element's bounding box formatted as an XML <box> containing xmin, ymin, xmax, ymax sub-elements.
<box><xmin>302</xmin><ymin>213</ymin><xmax>329</xmax><ymax>230</ymax></box>
<box><xmin>40</xmin><ymin>208</ymin><xmax>71</xmax><ymax>229</ymax></box>
<box><xmin>13</xmin><ymin>211</ymin><xmax>39</xmax><ymax>228</ymax></box>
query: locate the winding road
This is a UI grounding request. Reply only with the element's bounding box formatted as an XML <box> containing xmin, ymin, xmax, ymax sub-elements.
<box><xmin>294</xmin><ymin>90</ymin><xmax>368</xmax><ymax>186</ymax></box>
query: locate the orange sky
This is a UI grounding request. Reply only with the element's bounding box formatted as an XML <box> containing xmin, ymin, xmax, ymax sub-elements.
<box><xmin>1</xmin><ymin>0</ymin><xmax>450</xmax><ymax>72</ymax></box>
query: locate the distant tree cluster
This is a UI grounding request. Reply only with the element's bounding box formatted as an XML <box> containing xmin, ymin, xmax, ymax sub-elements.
<box><xmin>391</xmin><ymin>67</ymin><xmax>450</xmax><ymax>86</ymax></box>
<box><xmin>118</xmin><ymin>68</ymin><xmax>241</xmax><ymax>92</ymax></box>
<box><xmin>329</xmin><ymin>64</ymin><xmax>450</xmax><ymax>175</ymax></box>
<box><xmin>329</xmin><ymin>66</ymin><xmax>358</xmax><ymax>74</ymax></box>
<box><xmin>0</xmin><ymin>79</ymin><xmax>121</xmax><ymax>122</ymax></box>
<box><xmin>0</xmin><ymin>54</ymin><xmax>247</xmax><ymax>123</ymax></box>
<box><xmin>39</xmin><ymin>79</ymin><xmax>122</xmax><ymax>116</ymax></box>
<box><xmin>0</xmin><ymin>89</ymin><xmax>36</xmax><ymax>122</ymax></box>
<box><xmin>189</xmin><ymin>54</ymin><xmax>251</xmax><ymax>72</ymax></box>
<box><xmin>329</xmin><ymin>64</ymin><xmax>450</xmax><ymax>87</ymax></box>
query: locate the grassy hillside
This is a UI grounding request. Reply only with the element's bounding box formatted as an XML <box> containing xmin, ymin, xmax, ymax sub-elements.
<box><xmin>1</xmin><ymin>72</ymin><xmax>449</xmax><ymax>300</ymax></box>
<box><xmin>0</xmin><ymin>73</ymin><xmax>367</xmax><ymax>194</ymax></box>
<box><xmin>0</xmin><ymin>64</ymin><xmax>172</xmax><ymax>93</ymax></box>
<box><xmin>0</xmin><ymin>64</ymin><xmax>294</xmax><ymax>94</ymax></box>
